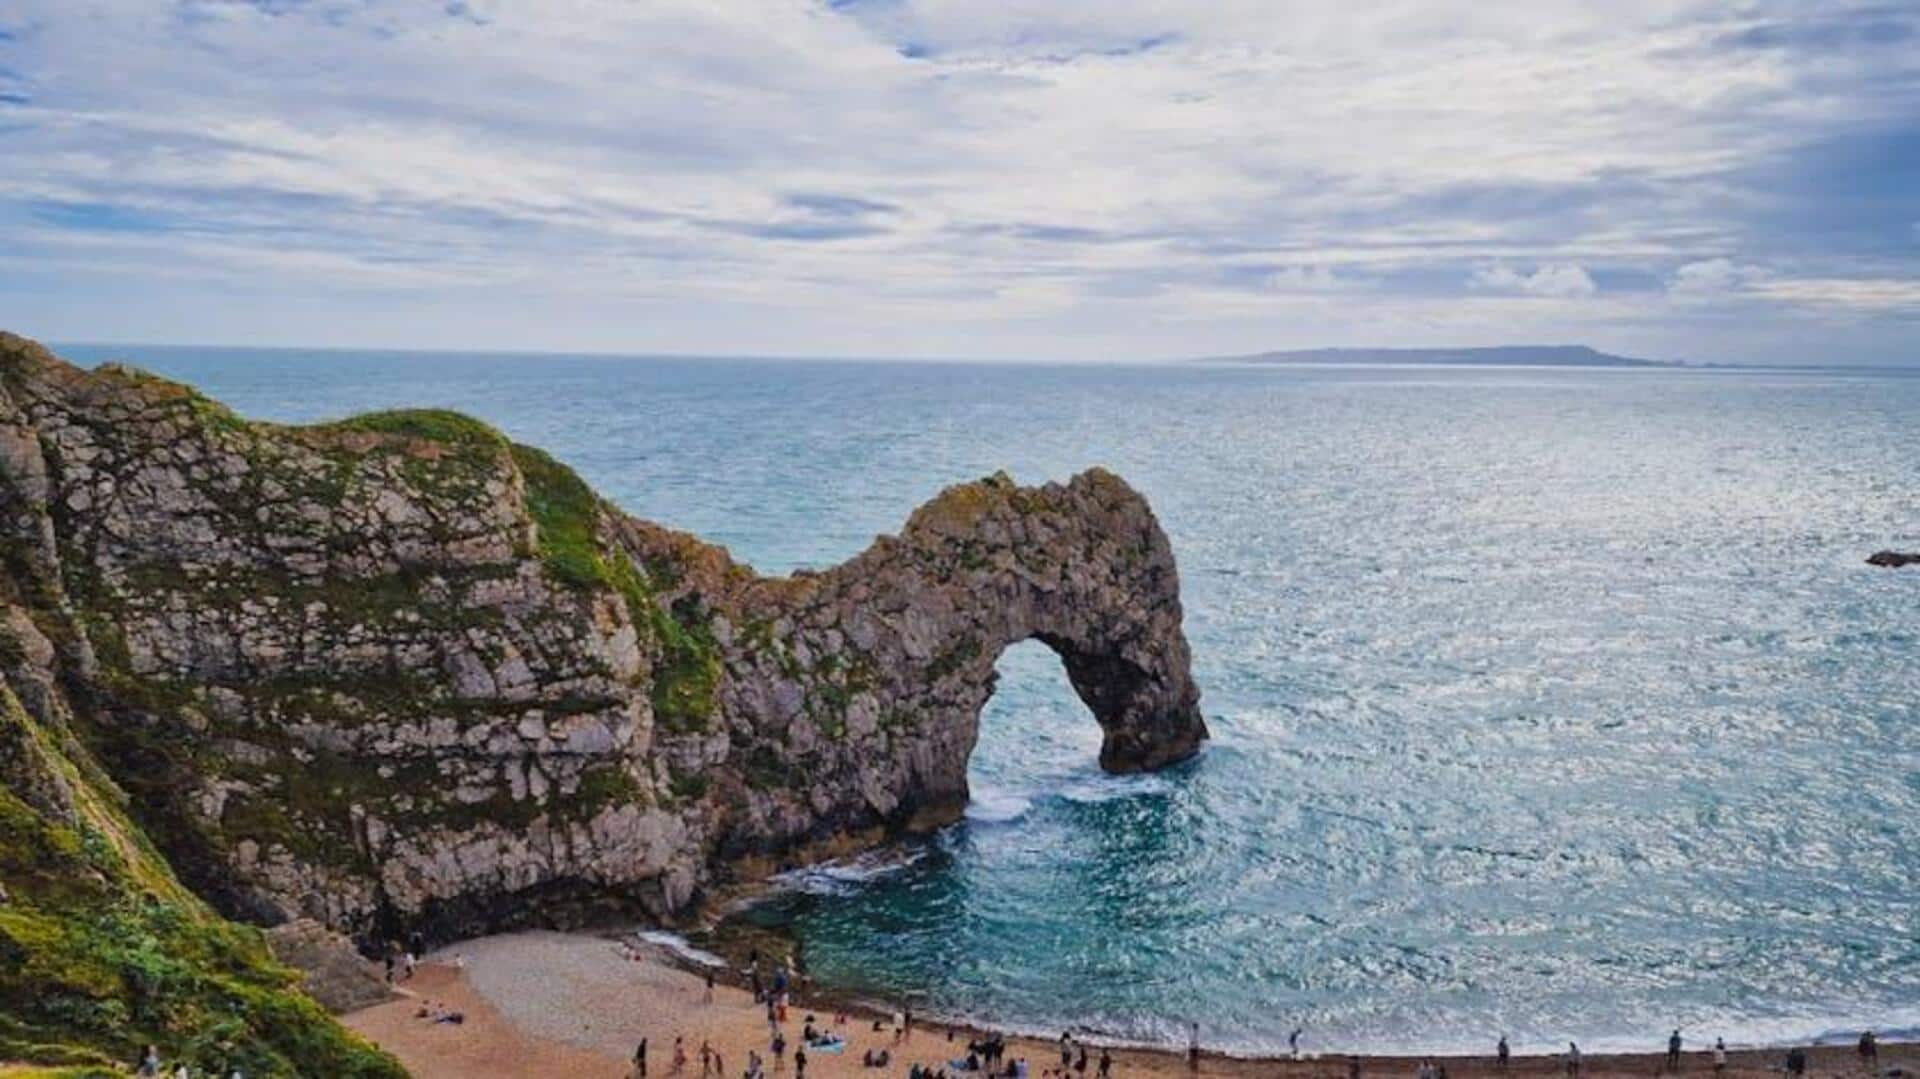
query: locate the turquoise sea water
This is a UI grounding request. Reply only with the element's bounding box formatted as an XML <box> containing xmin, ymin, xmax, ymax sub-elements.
<box><xmin>56</xmin><ymin>345</ymin><xmax>1920</xmax><ymax>1056</ymax></box>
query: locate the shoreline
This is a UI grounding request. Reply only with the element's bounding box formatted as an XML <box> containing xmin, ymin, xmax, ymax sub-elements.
<box><xmin>342</xmin><ymin>930</ymin><xmax>1914</xmax><ymax>1079</ymax></box>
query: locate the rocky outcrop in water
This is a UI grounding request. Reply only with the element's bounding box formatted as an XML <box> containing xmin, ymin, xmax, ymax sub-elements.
<box><xmin>0</xmin><ymin>331</ymin><xmax>1205</xmax><ymax>955</ymax></box>
<box><xmin>1866</xmin><ymin>550</ymin><xmax>1919</xmax><ymax>568</ymax></box>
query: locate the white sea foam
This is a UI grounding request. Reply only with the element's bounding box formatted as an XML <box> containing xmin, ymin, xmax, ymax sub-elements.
<box><xmin>633</xmin><ymin>929</ymin><xmax>728</xmax><ymax>968</ymax></box>
<box><xmin>965</xmin><ymin>787</ymin><xmax>1035</xmax><ymax>823</ymax></box>
<box><xmin>772</xmin><ymin>848</ymin><xmax>927</xmax><ymax>896</ymax></box>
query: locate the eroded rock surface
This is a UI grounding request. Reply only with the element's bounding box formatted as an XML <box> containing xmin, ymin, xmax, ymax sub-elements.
<box><xmin>0</xmin><ymin>331</ymin><xmax>1205</xmax><ymax>946</ymax></box>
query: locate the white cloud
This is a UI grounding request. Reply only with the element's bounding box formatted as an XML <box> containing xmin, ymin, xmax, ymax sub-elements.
<box><xmin>1750</xmin><ymin>277</ymin><xmax>1920</xmax><ymax>311</ymax></box>
<box><xmin>0</xmin><ymin>0</ymin><xmax>1914</xmax><ymax>361</ymax></box>
<box><xmin>1471</xmin><ymin>264</ymin><xmax>1599</xmax><ymax>298</ymax></box>
<box><xmin>1669</xmin><ymin>258</ymin><xmax>1765</xmax><ymax>295</ymax></box>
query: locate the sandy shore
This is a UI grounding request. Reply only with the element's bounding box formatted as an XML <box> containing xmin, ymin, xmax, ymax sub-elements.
<box><xmin>344</xmin><ymin>931</ymin><xmax>1911</xmax><ymax>1079</ymax></box>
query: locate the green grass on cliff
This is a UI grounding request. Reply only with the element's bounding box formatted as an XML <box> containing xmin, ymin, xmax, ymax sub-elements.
<box><xmin>0</xmin><ymin>683</ymin><xmax>403</xmax><ymax>1079</ymax></box>
<box><xmin>511</xmin><ymin>445</ymin><xmax>721</xmax><ymax>732</ymax></box>
<box><xmin>328</xmin><ymin>409</ymin><xmax>509</xmax><ymax>453</ymax></box>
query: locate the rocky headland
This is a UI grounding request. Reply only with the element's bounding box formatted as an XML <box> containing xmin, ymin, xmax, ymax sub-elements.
<box><xmin>0</xmin><ymin>331</ymin><xmax>1205</xmax><ymax>1073</ymax></box>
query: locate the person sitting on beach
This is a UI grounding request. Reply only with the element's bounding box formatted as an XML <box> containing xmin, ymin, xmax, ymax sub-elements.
<box><xmin>804</xmin><ymin>1020</ymin><xmax>818</xmax><ymax>1044</ymax></box>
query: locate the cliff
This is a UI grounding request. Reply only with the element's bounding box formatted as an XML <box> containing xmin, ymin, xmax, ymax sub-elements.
<box><xmin>0</xmin><ymin>331</ymin><xmax>1204</xmax><ymax>1068</ymax></box>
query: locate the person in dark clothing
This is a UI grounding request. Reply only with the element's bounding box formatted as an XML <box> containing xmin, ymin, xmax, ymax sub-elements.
<box><xmin>634</xmin><ymin>1038</ymin><xmax>648</xmax><ymax>1079</ymax></box>
<box><xmin>1785</xmin><ymin>1048</ymin><xmax>1806</xmax><ymax>1078</ymax></box>
<box><xmin>795</xmin><ymin>1048</ymin><xmax>807</xmax><ymax>1079</ymax></box>
<box><xmin>1668</xmin><ymin>1030</ymin><xmax>1684</xmax><ymax>1072</ymax></box>
<box><xmin>1098</xmin><ymin>1050</ymin><xmax>1112</xmax><ymax>1079</ymax></box>
<box><xmin>1859</xmin><ymin>1031</ymin><xmax>1878</xmax><ymax>1070</ymax></box>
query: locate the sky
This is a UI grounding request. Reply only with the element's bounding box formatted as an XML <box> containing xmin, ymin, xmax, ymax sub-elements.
<box><xmin>0</xmin><ymin>1</ymin><xmax>1916</xmax><ymax>364</ymax></box>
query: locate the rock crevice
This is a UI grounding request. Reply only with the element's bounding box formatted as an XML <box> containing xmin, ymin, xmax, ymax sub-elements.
<box><xmin>0</xmin><ymin>331</ymin><xmax>1206</xmax><ymax>946</ymax></box>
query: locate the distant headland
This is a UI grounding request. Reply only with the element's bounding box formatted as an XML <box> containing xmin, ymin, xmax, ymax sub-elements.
<box><xmin>1199</xmin><ymin>345</ymin><xmax>1671</xmax><ymax>367</ymax></box>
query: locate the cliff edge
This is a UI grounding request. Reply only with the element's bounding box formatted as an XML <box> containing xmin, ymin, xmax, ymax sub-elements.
<box><xmin>0</xmin><ymin>332</ymin><xmax>1206</xmax><ymax>981</ymax></box>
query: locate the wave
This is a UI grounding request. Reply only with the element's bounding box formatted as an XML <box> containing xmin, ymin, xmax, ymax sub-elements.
<box><xmin>632</xmin><ymin>930</ymin><xmax>728</xmax><ymax>969</ymax></box>
<box><xmin>1057</xmin><ymin>772</ymin><xmax>1172</xmax><ymax>804</ymax></box>
<box><xmin>772</xmin><ymin>848</ymin><xmax>928</xmax><ymax>897</ymax></box>
<box><xmin>965</xmin><ymin>787</ymin><xmax>1035</xmax><ymax>823</ymax></box>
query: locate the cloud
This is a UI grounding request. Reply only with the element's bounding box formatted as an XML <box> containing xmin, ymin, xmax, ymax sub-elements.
<box><xmin>1471</xmin><ymin>264</ymin><xmax>1599</xmax><ymax>299</ymax></box>
<box><xmin>1750</xmin><ymin>277</ymin><xmax>1920</xmax><ymax>311</ymax></box>
<box><xmin>1668</xmin><ymin>258</ymin><xmax>1765</xmax><ymax>295</ymax></box>
<box><xmin>0</xmin><ymin>0</ymin><xmax>1914</xmax><ymax>362</ymax></box>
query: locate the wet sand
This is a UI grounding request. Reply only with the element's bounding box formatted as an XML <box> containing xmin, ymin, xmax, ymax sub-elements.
<box><xmin>344</xmin><ymin>931</ymin><xmax>1911</xmax><ymax>1079</ymax></box>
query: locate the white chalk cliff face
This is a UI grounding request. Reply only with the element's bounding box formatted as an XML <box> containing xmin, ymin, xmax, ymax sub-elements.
<box><xmin>0</xmin><ymin>331</ymin><xmax>1206</xmax><ymax>945</ymax></box>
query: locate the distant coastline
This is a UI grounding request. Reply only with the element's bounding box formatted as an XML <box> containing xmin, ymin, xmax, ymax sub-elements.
<box><xmin>1197</xmin><ymin>345</ymin><xmax>1672</xmax><ymax>368</ymax></box>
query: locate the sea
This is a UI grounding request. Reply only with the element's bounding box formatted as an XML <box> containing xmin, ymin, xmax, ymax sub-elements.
<box><xmin>54</xmin><ymin>344</ymin><xmax>1920</xmax><ymax>1057</ymax></box>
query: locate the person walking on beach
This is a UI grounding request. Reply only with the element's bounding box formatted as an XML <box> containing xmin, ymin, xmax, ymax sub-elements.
<box><xmin>706</xmin><ymin>971</ymin><xmax>716</xmax><ymax>1004</ymax></box>
<box><xmin>1859</xmin><ymin>1031</ymin><xmax>1878</xmax><ymax>1072</ymax></box>
<box><xmin>795</xmin><ymin>1046</ymin><xmax>808</xmax><ymax>1079</ymax></box>
<box><xmin>1668</xmin><ymin>1030</ymin><xmax>1684</xmax><ymax>1072</ymax></box>
<box><xmin>773</xmin><ymin>1031</ymin><xmax>787</xmax><ymax>1072</ymax></box>
<box><xmin>1099</xmin><ymin>1049</ymin><xmax>1112</xmax><ymax>1079</ymax></box>
<box><xmin>702</xmin><ymin>1039</ymin><xmax>714</xmax><ymax>1078</ymax></box>
<box><xmin>1713</xmin><ymin>1039</ymin><xmax>1726</xmax><ymax>1076</ymax></box>
<box><xmin>1188</xmin><ymin>1023</ymin><xmax>1200</xmax><ymax>1072</ymax></box>
<box><xmin>633</xmin><ymin>1038</ymin><xmax>648</xmax><ymax>1079</ymax></box>
<box><xmin>1417</xmin><ymin>1058</ymin><xmax>1436</xmax><ymax>1079</ymax></box>
<box><xmin>674</xmin><ymin>1036</ymin><xmax>688</xmax><ymax>1075</ymax></box>
<box><xmin>1566</xmin><ymin>1042</ymin><xmax>1581</xmax><ymax>1079</ymax></box>
<box><xmin>1290</xmin><ymin>1028</ymin><xmax>1303</xmax><ymax>1060</ymax></box>
<box><xmin>1497</xmin><ymin>1036</ymin><xmax>1510</xmax><ymax>1072</ymax></box>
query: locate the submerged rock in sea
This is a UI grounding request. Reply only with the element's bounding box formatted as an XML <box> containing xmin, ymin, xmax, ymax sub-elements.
<box><xmin>1866</xmin><ymin>550</ymin><xmax>1919</xmax><ymax>567</ymax></box>
<box><xmin>0</xmin><ymin>330</ymin><xmax>1206</xmax><ymax>952</ymax></box>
